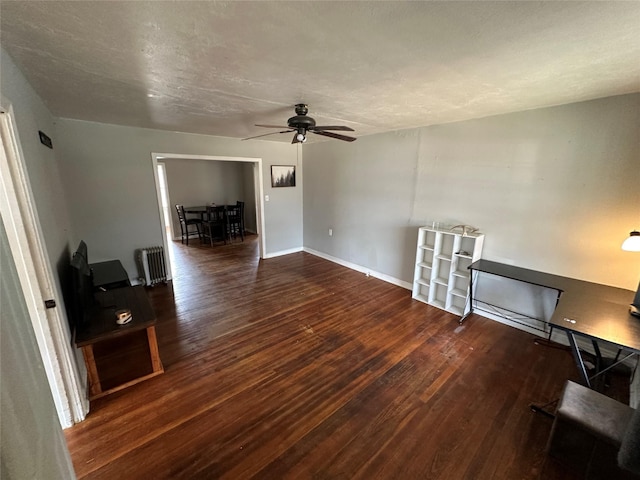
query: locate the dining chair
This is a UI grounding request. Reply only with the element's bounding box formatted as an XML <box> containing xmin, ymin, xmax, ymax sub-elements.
<box><xmin>236</xmin><ymin>200</ymin><xmax>245</xmax><ymax>235</ymax></box>
<box><xmin>202</xmin><ymin>206</ymin><xmax>228</xmax><ymax>246</ymax></box>
<box><xmin>175</xmin><ymin>204</ymin><xmax>202</xmax><ymax>245</ymax></box>
<box><xmin>226</xmin><ymin>204</ymin><xmax>244</xmax><ymax>242</ymax></box>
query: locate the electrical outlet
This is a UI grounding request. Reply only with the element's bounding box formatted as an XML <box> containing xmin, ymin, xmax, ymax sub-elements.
<box><xmin>265</xmin><ymin>195</ymin><xmax>270</xmax><ymax>202</ymax></box>
<box><xmin>329</xmin><ymin>228</ymin><xmax>333</xmax><ymax>236</ymax></box>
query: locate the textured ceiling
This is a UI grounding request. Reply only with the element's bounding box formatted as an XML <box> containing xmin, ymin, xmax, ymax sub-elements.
<box><xmin>1</xmin><ymin>1</ymin><xmax>639</xmax><ymax>143</ymax></box>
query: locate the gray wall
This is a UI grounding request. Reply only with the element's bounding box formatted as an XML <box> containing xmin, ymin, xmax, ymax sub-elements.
<box><xmin>0</xmin><ymin>49</ymin><xmax>86</xmax><ymax>420</ymax></box>
<box><xmin>242</xmin><ymin>162</ymin><xmax>258</xmax><ymax>233</ymax></box>
<box><xmin>303</xmin><ymin>94</ymin><xmax>640</xmax><ymax>291</ymax></box>
<box><xmin>0</xmin><ymin>49</ymin><xmax>77</xmax><ymax>324</ymax></box>
<box><xmin>54</xmin><ymin>118</ymin><xmax>302</xmax><ymax>278</ymax></box>
<box><xmin>1</xmin><ymin>220</ymin><xmax>76</xmax><ymax>479</ymax></box>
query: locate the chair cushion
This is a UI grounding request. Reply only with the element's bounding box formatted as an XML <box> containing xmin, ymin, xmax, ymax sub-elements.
<box><xmin>557</xmin><ymin>380</ymin><xmax>633</xmax><ymax>447</ymax></box>
<box><xmin>619</xmin><ymin>408</ymin><xmax>640</xmax><ymax>474</ymax></box>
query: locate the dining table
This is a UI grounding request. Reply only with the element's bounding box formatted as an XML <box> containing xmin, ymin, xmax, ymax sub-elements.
<box><xmin>184</xmin><ymin>205</ymin><xmax>235</xmax><ymax>220</ymax></box>
<box><xmin>184</xmin><ymin>206</ymin><xmax>239</xmax><ymax>244</ymax></box>
<box><xmin>184</xmin><ymin>206</ymin><xmax>209</xmax><ymax>220</ymax></box>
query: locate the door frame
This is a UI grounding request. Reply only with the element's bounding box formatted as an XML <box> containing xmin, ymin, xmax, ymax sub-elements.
<box><xmin>150</xmin><ymin>153</ymin><xmax>266</xmax><ymax>278</ymax></box>
<box><xmin>0</xmin><ymin>105</ymin><xmax>88</xmax><ymax>427</ymax></box>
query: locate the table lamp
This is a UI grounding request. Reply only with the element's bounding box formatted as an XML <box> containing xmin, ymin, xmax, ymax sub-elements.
<box><xmin>622</xmin><ymin>229</ymin><xmax>640</xmax><ymax>317</ymax></box>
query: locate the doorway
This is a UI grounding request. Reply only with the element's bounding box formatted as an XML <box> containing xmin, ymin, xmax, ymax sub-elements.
<box><xmin>151</xmin><ymin>153</ymin><xmax>266</xmax><ymax>281</ymax></box>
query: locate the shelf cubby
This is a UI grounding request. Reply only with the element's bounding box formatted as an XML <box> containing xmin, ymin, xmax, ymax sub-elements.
<box><xmin>412</xmin><ymin>225</ymin><xmax>484</xmax><ymax>318</ymax></box>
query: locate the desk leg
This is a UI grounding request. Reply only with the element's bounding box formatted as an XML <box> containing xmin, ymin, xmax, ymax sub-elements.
<box><xmin>460</xmin><ymin>269</ymin><xmax>474</xmax><ymax>324</ymax></box>
<box><xmin>566</xmin><ymin>332</ymin><xmax>591</xmax><ymax>388</ymax></box>
<box><xmin>81</xmin><ymin>344</ymin><xmax>103</xmax><ymax>398</ymax></box>
<box><xmin>146</xmin><ymin>326</ymin><xmax>164</xmax><ymax>374</ymax></box>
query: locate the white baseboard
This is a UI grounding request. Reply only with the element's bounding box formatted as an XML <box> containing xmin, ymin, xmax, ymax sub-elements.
<box><xmin>468</xmin><ymin>308</ymin><xmax>555</xmax><ymax>340</ymax></box>
<box><xmin>263</xmin><ymin>246</ymin><xmax>304</xmax><ymax>259</ymax></box>
<box><xmin>303</xmin><ymin>247</ymin><xmax>412</xmax><ymax>290</ymax></box>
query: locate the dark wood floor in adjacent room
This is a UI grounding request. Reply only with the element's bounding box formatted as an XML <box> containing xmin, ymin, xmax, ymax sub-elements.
<box><xmin>65</xmin><ymin>235</ymin><xmax>583</xmax><ymax>479</ymax></box>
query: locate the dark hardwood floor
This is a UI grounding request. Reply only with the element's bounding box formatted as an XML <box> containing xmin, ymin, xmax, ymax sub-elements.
<box><xmin>65</xmin><ymin>235</ymin><xmax>585</xmax><ymax>479</ymax></box>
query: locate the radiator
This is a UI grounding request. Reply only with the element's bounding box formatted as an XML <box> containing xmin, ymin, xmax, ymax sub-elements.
<box><xmin>136</xmin><ymin>246</ymin><xmax>167</xmax><ymax>286</ymax></box>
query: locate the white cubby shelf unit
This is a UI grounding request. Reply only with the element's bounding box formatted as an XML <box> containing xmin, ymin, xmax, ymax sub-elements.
<box><xmin>412</xmin><ymin>226</ymin><xmax>484</xmax><ymax>317</ymax></box>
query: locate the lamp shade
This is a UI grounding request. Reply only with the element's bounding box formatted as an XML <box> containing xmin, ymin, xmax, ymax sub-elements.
<box><xmin>622</xmin><ymin>230</ymin><xmax>640</xmax><ymax>252</ymax></box>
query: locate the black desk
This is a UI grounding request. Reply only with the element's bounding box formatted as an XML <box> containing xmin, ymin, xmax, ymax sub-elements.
<box><xmin>467</xmin><ymin>259</ymin><xmax>638</xmax><ymax>389</ymax></box>
<box><xmin>91</xmin><ymin>259</ymin><xmax>130</xmax><ymax>290</ymax></box>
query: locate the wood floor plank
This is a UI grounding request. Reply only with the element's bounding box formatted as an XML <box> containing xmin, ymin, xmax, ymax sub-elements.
<box><xmin>65</xmin><ymin>235</ymin><xmax>603</xmax><ymax>479</ymax></box>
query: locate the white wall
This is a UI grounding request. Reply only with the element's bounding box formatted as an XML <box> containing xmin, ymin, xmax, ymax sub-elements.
<box><xmin>303</xmin><ymin>94</ymin><xmax>640</xmax><ymax>291</ymax></box>
<box><xmin>54</xmin><ymin>119</ymin><xmax>302</xmax><ymax>278</ymax></box>
<box><xmin>0</xmin><ymin>220</ymin><xmax>76</xmax><ymax>479</ymax></box>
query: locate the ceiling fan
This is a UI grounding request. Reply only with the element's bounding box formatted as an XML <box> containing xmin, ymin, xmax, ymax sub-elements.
<box><xmin>243</xmin><ymin>104</ymin><xmax>356</xmax><ymax>143</ymax></box>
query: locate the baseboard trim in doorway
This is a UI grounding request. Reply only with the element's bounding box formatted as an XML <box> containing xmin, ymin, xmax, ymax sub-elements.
<box><xmin>263</xmin><ymin>247</ymin><xmax>304</xmax><ymax>259</ymax></box>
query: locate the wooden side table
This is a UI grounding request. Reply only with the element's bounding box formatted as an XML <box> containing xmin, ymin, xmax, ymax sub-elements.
<box><xmin>75</xmin><ymin>285</ymin><xmax>164</xmax><ymax>400</ymax></box>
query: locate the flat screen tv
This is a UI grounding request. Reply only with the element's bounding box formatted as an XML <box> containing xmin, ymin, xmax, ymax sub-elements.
<box><xmin>69</xmin><ymin>240</ymin><xmax>95</xmax><ymax>330</ymax></box>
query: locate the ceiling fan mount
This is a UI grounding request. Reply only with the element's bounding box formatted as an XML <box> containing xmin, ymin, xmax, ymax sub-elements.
<box><xmin>287</xmin><ymin>104</ymin><xmax>316</xmax><ymax>130</ymax></box>
<box><xmin>243</xmin><ymin>104</ymin><xmax>356</xmax><ymax>143</ymax></box>
<box><xmin>294</xmin><ymin>103</ymin><xmax>309</xmax><ymax>116</ymax></box>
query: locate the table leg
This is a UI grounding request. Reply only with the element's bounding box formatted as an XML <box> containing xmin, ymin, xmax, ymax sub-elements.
<box><xmin>460</xmin><ymin>269</ymin><xmax>475</xmax><ymax>324</ymax></box>
<box><xmin>81</xmin><ymin>344</ymin><xmax>103</xmax><ymax>398</ymax></box>
<box><xmin>146</xmin><ymin>326</ymin><xmax>164</xmax><ymax>374</ymax></box>
<box><xmin>566</xmin><ymin>331</ymin><xmax>591</xmax><ymax>388</ymax></box>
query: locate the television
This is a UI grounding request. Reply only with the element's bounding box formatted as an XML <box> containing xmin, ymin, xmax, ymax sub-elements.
<box><xmin>69</xmin><ymin>240</ymin><xmax>95</xmax><ymax>330</ymax></box>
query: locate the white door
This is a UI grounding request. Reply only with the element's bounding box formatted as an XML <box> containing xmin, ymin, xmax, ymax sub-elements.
<box><xmin>0</xmin><ymin>108</ymin><xmax>88</xmax><ymax>427</ymax></box>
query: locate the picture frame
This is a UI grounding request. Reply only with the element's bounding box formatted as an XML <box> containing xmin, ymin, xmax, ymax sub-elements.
<box><xmin>271</xmin><ymin>165</ymin><xmax>296</xmax><ymax>187</ymax></box>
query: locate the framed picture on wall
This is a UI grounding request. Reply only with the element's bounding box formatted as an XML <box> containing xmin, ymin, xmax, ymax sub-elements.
<box><xmin>271</xmin><ymin>165</ymin><xmax>296</xmax><ymax>187</ymax></box>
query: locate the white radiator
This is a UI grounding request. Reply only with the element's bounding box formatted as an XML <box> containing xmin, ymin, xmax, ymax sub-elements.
<box><xmin>136</xmin><ymin>246</ymin><xmax>167</xmax><ymax>286</ymax></box>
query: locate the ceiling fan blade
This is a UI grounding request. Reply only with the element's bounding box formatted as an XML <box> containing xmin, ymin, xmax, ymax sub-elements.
<box><xmin>310</xmin><ymin>125</ymin><xmax>355</xmax><ymax>132</ymax></box>
<box><xmin>242</xmin><ymin>129</ymin><xmax>293</xmax><ymax>141</ymax></box>
<box><xmin>255</xmin><ymin>124</ymin><xmax>291</xmax><ymax>129</ymax></box>
<box><xmin>312</xmin><ymin>130</ymin><xmax>357</xmax><ymax>142</ymax></box>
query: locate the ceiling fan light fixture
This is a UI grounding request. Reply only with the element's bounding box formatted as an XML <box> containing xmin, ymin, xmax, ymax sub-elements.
<box><xmin>622</xmin><ymin>230</ymin><xmax>640</xmax><ymax>252</ymax></box>
<box><xmin>245</xmin><ymin>105</ymin><xmax>357</xmax><ymax>143</ymax></box>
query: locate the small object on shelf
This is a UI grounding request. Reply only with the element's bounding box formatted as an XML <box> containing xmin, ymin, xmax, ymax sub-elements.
<box><xmin>455</xmin><ymin>250</ymin><xmax>471</xmax><ymax>257</ymax></box>
<box><xmin>449</xmin><ymin>224</ymin><xmax>479</xmax><ymax>236</ymax></box>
